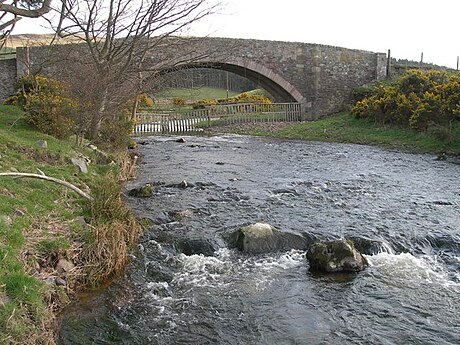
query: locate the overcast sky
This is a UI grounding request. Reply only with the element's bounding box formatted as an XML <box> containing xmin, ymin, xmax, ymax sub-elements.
<box><xmin>13</xmin><ymin>0</ymin><xmax>460</xmax><ymax>69</ymax></box>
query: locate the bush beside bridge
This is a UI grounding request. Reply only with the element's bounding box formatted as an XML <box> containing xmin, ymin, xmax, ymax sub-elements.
<box><xmin>351</xmin><ymin>70</ymin><xmax>460</xmax><ymax>137</ymax></box>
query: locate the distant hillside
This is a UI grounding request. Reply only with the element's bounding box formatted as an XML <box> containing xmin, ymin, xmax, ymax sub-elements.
<box><xmin>3</xmin><ymin>34</ymin><xmax>81</xmax><ymax>48</ymax></box>
<box><xmin>390</xmin><ymin>57</ymin><xmax>453</xmax><ymax>71</ymax></box>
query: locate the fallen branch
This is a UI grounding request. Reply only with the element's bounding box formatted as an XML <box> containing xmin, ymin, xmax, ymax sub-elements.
<box><xmin>0</xmin><ymin>172</ymin><xmax>92</xmax><ymax>201</ymax></box>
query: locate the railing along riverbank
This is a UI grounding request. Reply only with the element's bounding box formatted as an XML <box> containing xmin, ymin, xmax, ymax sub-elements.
<box><xmin>133</xmin><ymin>102</ymin><xmax>302</xmax><ymax>135</ymax></box>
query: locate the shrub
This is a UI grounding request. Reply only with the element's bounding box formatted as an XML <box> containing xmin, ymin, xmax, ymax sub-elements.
<box><xmin>97</xmin><ymin>117</ymin><xmax>134</xmax><ymax>150</ymax></box>
<box><xmin>353</xmin><ymin>85</ymin><xmax>379</xmax><ymax>102</ymax></box>
<box><xmin>5</xmin><ymin>75</ymin><xmax>77</xmax><ymax>139</ymax></box>
<box><xmin>137</xmin><ymin>93</ymin><xmax>154</xmax><ymax>108</ymax></box>
<box><xmin>351</xmin><ymin>70</ymin><xmax>460</xmax><ymax>131</ymax></box>
<box><xmin>192</xmin><ymin>99</ymin><xmax>218</xmax><ymax>109</ymax></box>
<box><xmin>173</xmin><ymin>97</ymin><xmax>186</xmax><ymax>106</ymax></box>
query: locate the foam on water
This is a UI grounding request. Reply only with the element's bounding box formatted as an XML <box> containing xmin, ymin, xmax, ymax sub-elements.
<box><xmin>172</xmin><ymin>249</ymin><xmax>305</xmax><ymax>291</ymax></box>
<box><xmin>367</xmin><ymin>252</ymin><xmax>460</xmax><ymax>290</ymax></box>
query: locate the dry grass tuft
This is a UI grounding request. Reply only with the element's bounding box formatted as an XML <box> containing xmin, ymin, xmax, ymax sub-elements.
<box><xmin>80</xmin><ymin>173</ymin><xmax>143</xmax><ymax>286</ymax></box>
<box><xmin>80</xmin><ymin>219</ymin><xmax>141</xmax><ymax>286</ymax></box>
<box><xmin>117</xmin><ymin>150</ymin><xmax>138</xmax><ymax>181</ymax></box>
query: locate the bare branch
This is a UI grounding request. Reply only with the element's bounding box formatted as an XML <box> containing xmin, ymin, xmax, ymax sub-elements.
<box><xmin>0</xmin><ymin>172</ymin><xmax>92</xmax><ymax>201</ymax></box>
<box><xmin>0</xmin><ymin>0</ymin><xmax>52</xmax><ymax>18</ymax></box>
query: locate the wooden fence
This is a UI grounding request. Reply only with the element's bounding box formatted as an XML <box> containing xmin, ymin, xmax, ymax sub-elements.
<box><xmin>133</xmin><ymin>102</ymin><xmax>302</xmax><ymax>135</ymax></box>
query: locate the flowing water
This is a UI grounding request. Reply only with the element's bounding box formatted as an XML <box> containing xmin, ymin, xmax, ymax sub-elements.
<box><xmin>59</xmin><ymin>135</ymin><xmax>460</xmax><ymax>345</ymax></box>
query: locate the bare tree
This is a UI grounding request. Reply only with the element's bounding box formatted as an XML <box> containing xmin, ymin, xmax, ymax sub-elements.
<box><xmin>0</xmin><ymin>0</ymin><xmax>52</xmax><ymax>44</ymax></box>
<box><xmin>50</xmin><ymin>0</ymin><xmax>218</xmax><ymax>140</ymax></box>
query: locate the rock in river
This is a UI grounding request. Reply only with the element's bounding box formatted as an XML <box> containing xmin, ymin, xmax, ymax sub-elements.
<box><xmin>306</xmin><ymin>240</ymin><xmax>367</xmax><ymax>273</ymax></box>
<box><xmin>128</xmin><ymin>183</ymin><xmax>153</xmax><ymax>198</ymax></box>
<box><xmin>229</xmin><ymin>222</ymin><xmax>308</xmax><ymax>254</ymax></box>
<box><xmin>177</xmin><ymin>238</ymin><xmax>218</xmax><ymax>256</ymax></box>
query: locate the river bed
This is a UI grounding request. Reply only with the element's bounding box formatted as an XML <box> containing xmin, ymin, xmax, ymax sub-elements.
<box><xmin>59</xmin><ymin>135</ymin><xmax>460</xmax><ymax>344</ymax></box>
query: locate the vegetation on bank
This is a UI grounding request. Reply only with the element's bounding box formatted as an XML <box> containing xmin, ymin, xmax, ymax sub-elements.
<box><xmin>223</xmin><ymin>111</ymin><xmax>460</xmax><ymax>154</ymax></box>
<box><xmin>219</xmin><ymin>70</ymin><xmax>460</xmax><ymax>155</ymax></box>
<box><xmin>352</xmin><ymin>70</ymin><xmax>460</xmax><ymax>132</ymax></box>
<box><xmin>0</xmin><ymin>105</ymin><xmax>142</xmax><ymax>344</ymax></box>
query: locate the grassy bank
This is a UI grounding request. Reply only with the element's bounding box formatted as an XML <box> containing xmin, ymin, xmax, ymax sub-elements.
<box><xmin>0</xmin><ymin>105</ymin><xmax>142</xmax><ymax>344</ymax></box>
<box><xmin>219</xmin><ymin>112</ymin><xmax>460</xmax><ymax>154</ymax></box>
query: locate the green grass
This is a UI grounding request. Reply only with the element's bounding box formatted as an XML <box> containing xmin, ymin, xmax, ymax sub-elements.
<box><xmin>0</xmin><ymin>105</ymin><xmax>118</xmax><ymax>344</ymax></box>
<box><xmin>156</xmin><ymin>87</ymin><xmax>240</xmax><ymax>101</ymax></box>
<box><xmin>224</xmin><ymin>112</ymin><xmax>460</xmax><ymax>154</ymax></box>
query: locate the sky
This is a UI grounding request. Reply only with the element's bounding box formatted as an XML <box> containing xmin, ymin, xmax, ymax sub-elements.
<box><xmin>12</xmin><ymin>0</ymin><xmax>460</xmax><ymax>69</ymax></box>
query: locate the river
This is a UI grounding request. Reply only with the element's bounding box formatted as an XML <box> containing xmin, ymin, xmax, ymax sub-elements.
<box><xmin>59</xmin><ymin>135</ymin><xmax>460</xmax><ymax>344</ymax></box>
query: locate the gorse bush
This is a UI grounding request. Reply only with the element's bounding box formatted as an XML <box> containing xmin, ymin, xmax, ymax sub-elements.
<box><xmin>352</xmin><ymin>70</ymin><xmax>460</xmax><ymax>131</ymax></box>
<box><xmin>137</xmin><ymin>93</ymin><xmax>154</xmax><ymax>108</ymax></box>
<box><xmin>173</xmin><ymin>97</ymin><xmax>186</xmax><ymax>106</ymax></box>
<box><xmin>5</xmin><ymin>75</ymin><xmax>77</xmax><ymax>139</ymax></box>
<box><xmin>192</xmin><ymin>91</ymin><xmax>272</xmax><ymax>109</ymax></box>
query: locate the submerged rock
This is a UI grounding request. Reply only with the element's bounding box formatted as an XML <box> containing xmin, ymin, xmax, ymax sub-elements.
<box><xmin>177</xmin><ymin>238</ymin><xmax>218</xmax><ymax>256</ymax></box>
<box><xmin>170</xmin><ymin>209</ymin><xmax>194</xmax><ymax>220</ymax></box>
<box><xmin>229</xmin><ymin>222</ymin><xmax>308</xmax><ymax>254</ymax></box>
<box><xmin>435</xmin><ymin>152</ymin><xmax>447</xmax><ymax>161</ymax></box>
<box><xmin>306</xmin><ymin>240</ymin><xmax>367</xmax><ymax>273</ymax></box>
<box><xmin>349</xmin><ymin>237</ymin><xmax>393</xmax><ymax>255</ymax></box>
<box><xmin>128</xmin><ymin>183</ymin><xmax>153</xmax><ymax>198</ymax></box>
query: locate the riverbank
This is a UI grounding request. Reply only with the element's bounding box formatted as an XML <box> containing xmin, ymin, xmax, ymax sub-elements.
<box><xmin>59</xmin><ymin>134</ymin><xmax>460</xmax><ymax>344</ymax></box>
<box><xmin>0</xmin><ymin>105</ymin><xmax>142</xmax><ymax>344</ymax></box>
<box><xmin>207</xmin><ymin>112</ymin><xmax>460</xmax><ymax>155</ymax></box>
<box><xmin>2</xmin><ymin>104</ymin><xmax>458</xmax><ymax>343</ymax></box>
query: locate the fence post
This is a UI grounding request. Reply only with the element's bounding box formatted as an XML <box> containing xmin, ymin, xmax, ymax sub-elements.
<box><xmin>161</xmin><ymin>115</ymin><xmax>167</xmax><ymax>134</ymax></box>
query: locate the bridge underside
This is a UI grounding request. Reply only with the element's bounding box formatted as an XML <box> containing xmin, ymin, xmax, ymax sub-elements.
<box><xmin>159</xmin><ymin>62</ymin><xmax>300</xmax><ymax>104</ymax></box>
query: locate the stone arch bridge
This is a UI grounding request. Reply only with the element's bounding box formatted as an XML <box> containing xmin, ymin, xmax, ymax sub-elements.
<box><xmin>1</xmin><ymin>37</ymin><xmax>387</xmax><ymax>116</ymax></box>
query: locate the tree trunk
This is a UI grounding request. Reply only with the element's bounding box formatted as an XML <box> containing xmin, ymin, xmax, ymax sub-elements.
<box><xmin>131</xmin><ymin>94</ymin><xmax>139</xmax><ymax>122</ymax></box>
<box><xmin>90</xmin><ymin>87</ymin><xmax>109</xmax><ymax>140</ymax></box>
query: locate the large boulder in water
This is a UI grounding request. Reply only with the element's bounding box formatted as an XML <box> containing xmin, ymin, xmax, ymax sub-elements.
<box><xmin>229</xmin><ymin>223</ymin><xmax>308</xmax><ymax>254</ymax></box>
<box><xmin>306</xmin><ymin>240</ymin><xmax>367</xmax><ymax>273</ymax></box>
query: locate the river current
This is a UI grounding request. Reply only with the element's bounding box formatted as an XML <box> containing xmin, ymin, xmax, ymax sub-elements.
<box><xmin>59</xmin><ymin>135</ymin><xmax>460</xmax><ymax>344</ymax></box>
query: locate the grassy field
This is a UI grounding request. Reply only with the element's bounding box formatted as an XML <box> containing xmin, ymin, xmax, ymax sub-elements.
<box><xmin>0</xmin><ymin>105</ymin><xmax>140</xmax><ymax>344</ymax></box>
<box><xmin>219</xmin><ymin>112</ymin><xmax>460</xmax><ymax>154</ymax></box>
<box><xmin>156</xmin><ymin>87</ymin><xmax>240</xmax><ymax>101</ymax></box>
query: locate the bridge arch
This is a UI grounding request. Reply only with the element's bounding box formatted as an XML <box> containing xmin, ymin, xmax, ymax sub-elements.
<box><xmin>158</xmin><ymin>58</ymin><xmax>307</xmax><ymax>105</ymax></box>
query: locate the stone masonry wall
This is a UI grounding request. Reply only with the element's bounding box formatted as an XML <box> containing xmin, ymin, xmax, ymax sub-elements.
<box><xmin>198</xmin><ymin>38</ymin><xmax>386</xmax><ymax>115</ymax></box>
<box><xmin>12</xmin><ymin>38</ymin><xmax>387</xmax><ymax>116</ymax></box>
<box><xmin>0</xmin><ymin>58</ymin><xmax>17</xmax><ymax>102</ymax></box>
